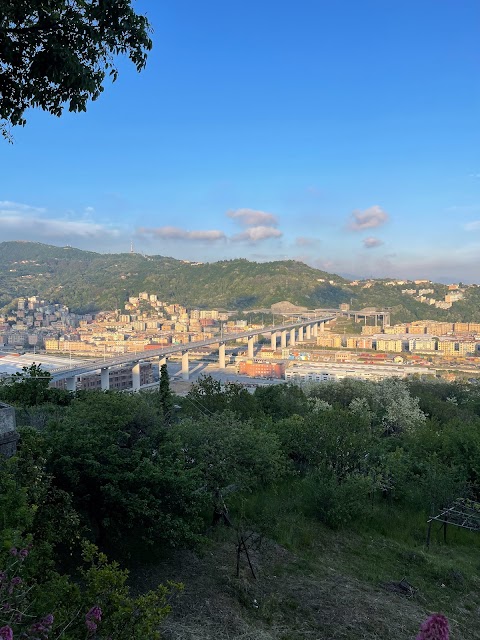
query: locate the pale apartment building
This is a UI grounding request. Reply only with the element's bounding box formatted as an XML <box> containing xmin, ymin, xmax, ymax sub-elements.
<box><xmin>383</xmin><ymin>324</ymin><xmax>407</xmax><ymax>335</ymax></box>
<box><xmin>375</xmin><ymin>337</ymin><xmax>403</xmax><ymax>353</ymax></box>
<box><xmin>457</xmin><ymin>341</ymin><xmax>477</xmax><ymax>356</ymax></box>
<box><xmin>346</xmin><ymin>337</ymin><xmax>374</xmax><ymax>349</ymax></box>
<box><xmin>317</xmin><ymin>334</ymin><xmax>343</xmax><ymax>348</ymax></box>
<box><xmin>437</xmin><ymin>339</ymin><xmax>458</xmax><ymax>356</ymax></box>
<box><xmin>408</xmin><ymin>337</ymin><xmax>437</xmax><ymax>353</ymax></box>
<box><xmin>361</xmin><ymin>325</ymin><xmax>381</xmax><ymax>335</ymax></box>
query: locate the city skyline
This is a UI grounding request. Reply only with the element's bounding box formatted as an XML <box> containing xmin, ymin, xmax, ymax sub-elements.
<box><xmin>2</xmin><ymin>0</ymin><xmax>480</xmax><ymax>282</ymax></box>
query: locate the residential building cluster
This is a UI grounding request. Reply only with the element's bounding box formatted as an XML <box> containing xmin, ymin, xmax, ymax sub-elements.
<box><xmin>0</xmin><ymin>296</ymin><xmax>86</xmax><ymax>349</ymax></box>
<box><xmin>0</xmin><ymin>291</ymin><xmax>259</xmax><ymax>359</ymax></box>
<box><xmin>401</xmin><ymin>285</ymin><xmax>465</xmax><ymax>309</ymax></box>
<box><xmin>3</xmin><ymin>291</ymin><xmax>480</xmax><ymax>387</ymax></box>
<box><xmin>315</xmin><ymin>319</ymin><xmax>480</xmax><ymax>357</ymax></box>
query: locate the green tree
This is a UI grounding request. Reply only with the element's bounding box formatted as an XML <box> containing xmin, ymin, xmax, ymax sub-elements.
<box><xmin>183</xmin><ymin>375</ymin><xmax>225</xmax><ymax>416</ymax></box>
<box><xmin>159</xmin><ymin>363</ymin><xmax>174</xmax><ymax>423</ymax></box>
<box><xmin>272</xmin><ymin>408</ymin><xmax>373</xmax><ymax>478</ymax></box>
<box><xmin>45</xmin><ymin>392</ymin><xmax>204</xmax><ymax>552</ymax></box>
<box><xmin>183</xmin><ymin>376</ymin><xmax>259</xmax><ymax>421</ymax></box>
<box><xmin>0</xmin><ymin>456</ymin><xmax>32</xmax><ymax>548</ymax></box>
<box><xmin>0</xmin><ymin>0</ymin><xmax>152</xmax><ymax>139</ymax></box>
<box><xmin>0</xmin><ymin>363</ymin><xmax>70</xmax><ymax>407</ymax></box>
<box><xmin>253</xmin><ymin>383</ymin><xmax>309</xmax><ymax>420</ymax></box>
<box><xmin>167</xmin><ymin>412</ymin><xmax>286</xmax><ymax>521</ymax></box>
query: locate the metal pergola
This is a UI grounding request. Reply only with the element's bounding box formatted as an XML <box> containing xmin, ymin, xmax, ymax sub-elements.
<box><xmin>426</xmin><ymin>498</ymin><xmax>480</xmax><ymax>548</ymax></box>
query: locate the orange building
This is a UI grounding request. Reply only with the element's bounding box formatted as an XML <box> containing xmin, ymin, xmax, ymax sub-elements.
<box><xmin>238</xmin><ymin>360</ymin><xmax>286</xmax><ymax>379</ymax></box>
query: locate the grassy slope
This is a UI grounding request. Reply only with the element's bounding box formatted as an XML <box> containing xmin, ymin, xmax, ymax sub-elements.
<box><xmin>133</xmin><ymin>526</ymin><xmax>480</xmax><ymax>640</ymax></box>
<box><xmin>131</xmin><ymin>490</ymin><xmax>480</xmax><ymax>640</ymax></box>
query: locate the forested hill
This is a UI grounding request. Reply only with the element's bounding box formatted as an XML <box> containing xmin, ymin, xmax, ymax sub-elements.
<box><xmin>0</xmin><ymin>241</ymin><xmax>348</xmax><ymax>313</ymax></box>
<box><xmin>2</xmin><ymin>240</ymin><xmax>480</xmax><ymax>322</ymax></box>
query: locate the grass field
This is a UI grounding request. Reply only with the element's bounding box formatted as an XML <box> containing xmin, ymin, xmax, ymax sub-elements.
<box><xmin>131</xmin><ymin>487</ymin><xmax>480</xmax><ymax>639</ymax></box>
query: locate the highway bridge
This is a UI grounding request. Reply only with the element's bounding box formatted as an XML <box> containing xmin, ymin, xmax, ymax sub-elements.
<box><xmin>49</xmin><ymin>314</ymin><xmax>335</xmax><ymax>391</ymax></box>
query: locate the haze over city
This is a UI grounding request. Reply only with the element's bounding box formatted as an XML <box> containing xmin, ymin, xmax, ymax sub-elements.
<box><xmin>2</xmin><ymin>0</ymin><xmax>480</xmax><ymax>283</ymax></box>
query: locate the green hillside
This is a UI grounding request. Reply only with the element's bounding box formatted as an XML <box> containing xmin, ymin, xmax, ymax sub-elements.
<box><xmin>1</xmin><ymin>241</ymin><xmax>480</xmax><ymax>323</ymax></box>
<box><xmin>0</xmin><ymin>241</ymin><xmax>348</xmax><ymax>313</ymax></box>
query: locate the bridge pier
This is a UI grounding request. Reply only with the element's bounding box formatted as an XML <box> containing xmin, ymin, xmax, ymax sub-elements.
<box><xmin>312</xmin><ymin>323</ymin><xmax>318</xmax><ymax>338</ymax></box>
<box><xmin>182</xmin><ymin>351</ymin><xmax>189</xmax><ymax>381</ymax></box>
<box><xmin>289</xmin><ymin>328</ymin><xmax>296</xmax><ymax>347</ymax></box>
<box><xmin>271</xmin><ymin>331</ymin><xmax>277</xmax><ymax>350</ymax></box>
<box><xmin>66</xmin><ymin>376</ymin><xmax>76</xmax><ymax>392</ymax></box>
<box><xmin>132</xmin><ymin>363</ymin><xmax>141</xmax><ymax>392</ymax></box>
<box><xmin>159</xmin><ymin>356</ymin><xmax>167</xmax><ymax>367</ymax></box>
<box><xmin>247</xmin><ymin>336</ymin><xmax>254</xmax><ymax>359</ymax></box>
<box><xmin>281</xmin><ymin>330</ymin><xmax>287</xmax><ymax>349</ymax></box>
<box><xmin>298</xmin><ymin>326</ymin><xmax>304</xmax><ymax>342</ymax></box>
<box><xmin>219</xmin><ymin>342</ymin><xmax>226</xmax><ymax>369</ymax></box>
<box><xmin>319</xmin><ymin>321</ymin><xmax>324</xmax><ymax>332</ymax></box>
<box><xmin>101</xmin><ymin>367</ymin><xmax>110</xmax><ymax>391</ymax></box>
<box><xmin>306</xmin><ymin>324</ymin><xmax>311</xmax><ymax>340</ymax></box>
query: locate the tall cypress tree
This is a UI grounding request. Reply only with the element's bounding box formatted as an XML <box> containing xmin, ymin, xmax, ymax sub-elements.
<box><xmin>159</xmin><ymin>363</ymin><xmax>174</xmax><ymax>423</ymax></box>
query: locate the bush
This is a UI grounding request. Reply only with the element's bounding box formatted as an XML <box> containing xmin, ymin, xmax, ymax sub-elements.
<box><xmin>302</xmin><ymin>468</ymin><xmax>371</xmax><ymax>529</ymax></box>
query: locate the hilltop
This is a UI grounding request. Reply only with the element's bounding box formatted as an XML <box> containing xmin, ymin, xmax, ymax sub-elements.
<box><xmin>2</xmin><ymin>241</ymin><xmax>480</xmax><ymax>323</ymax></box>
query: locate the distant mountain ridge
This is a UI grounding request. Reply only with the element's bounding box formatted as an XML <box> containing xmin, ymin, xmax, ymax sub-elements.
<box><xmin>1</xmin><ymin>241</ymin><xmax>480</xmax><ymax>323</ymax></box>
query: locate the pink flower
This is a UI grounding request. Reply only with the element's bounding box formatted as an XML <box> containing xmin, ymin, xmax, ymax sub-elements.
<box><xmin>86</xmin><ymin>606</ymin><xmax>102</xmax><ymax>622</ymax></box>
<box><xmin>9</xmin><ymin>548</ymin><xmax>17</xmax><ymax>557</ymax></box>
<box><xmin>85</xmin><ymin>619</ymin><xmax>97</xmax><ymax>633</ymax></box>
<box><xmin>8</xmin><ymin>576</ymin><xmax>21</xmax><ymax>594</ymax></box>
<box><xmin>85</xmin><ymin>606</ymin><xmax>102</xmax><ymax>634</ymax></box>
<box><xmin>0</xmin><ymin>626</ymin><xmax>13</xmax><ymax>640</ymax></box>
<box><xmin>416</xmin><ymin>614</ymin><xmax>449</xmax><ymax>640</ymax></box>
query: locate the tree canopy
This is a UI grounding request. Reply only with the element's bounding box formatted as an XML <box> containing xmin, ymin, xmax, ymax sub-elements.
<box><xmin>0</xmin><ymin>0</ymin><xmax>152</xmax><ymax>139</ymax></box>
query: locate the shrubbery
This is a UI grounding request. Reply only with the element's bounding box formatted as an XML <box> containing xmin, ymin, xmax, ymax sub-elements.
<box><xmin>1</xmin><ymin>369</ymin><xmax>480</xmax><ymax>637</ymax></box>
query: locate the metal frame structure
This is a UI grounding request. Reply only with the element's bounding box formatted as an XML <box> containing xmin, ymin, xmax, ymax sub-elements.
<box><xmin>426</xmin><ymin>498</ymin><xmax>480</xmax><ymax>548</ymax></box>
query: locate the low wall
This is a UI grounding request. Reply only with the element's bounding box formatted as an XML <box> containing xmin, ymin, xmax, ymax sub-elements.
<box><xmin>0</xmin><ymin>402</ymin><xmax>18</xmax><ymax>458</ymax></box>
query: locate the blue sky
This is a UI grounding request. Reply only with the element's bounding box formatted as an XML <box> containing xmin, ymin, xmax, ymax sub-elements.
<box><xmin>2</xmin><ymin>0</ymin><xmax>480</xmax><ymax>282</ymax></box>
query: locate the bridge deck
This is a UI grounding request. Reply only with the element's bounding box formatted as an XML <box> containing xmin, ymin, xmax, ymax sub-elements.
<box><xmin>50</xmin><ymin>315</ymin><xmax>335</xmax><ymax>381</ymax></box>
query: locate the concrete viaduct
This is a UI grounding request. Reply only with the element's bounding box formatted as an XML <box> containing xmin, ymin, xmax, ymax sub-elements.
<box><xmin>49</xmin><ymin>314</ymin><xmax>335</xmax><ymax>392</ymax></box>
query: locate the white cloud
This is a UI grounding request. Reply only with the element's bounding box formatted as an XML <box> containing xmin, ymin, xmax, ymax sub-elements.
<box><xmin>0</xmin><ymin>201</ymin><xmax>119</xmax><ymax>239</ymax></box>
<box><xmin>464</xmin><ymin>220</ymin><xmax>480</xmax><ymax>231</ymax></box>
<box><xmin>227</xmin><ymin>208</ymin><xmax>279</xmax><ymax>227</ymax></box>
<box><xmin>348</xmin><ymin>205</ymin><xmax>389</xmax><ymax>231</ymax></box>
<box><xmin>363</xmin><ymin>236</ymin><xmax>383</xmax><ymax>249</ymax></box>
<box><xmin>0</xmin><ymin>200</ymin><xmax>46</xmax><ymax>215</ymax></box>
<box><xmin>231</xmin><ymin>226</ymin><xmax>283</xmax><ymax>243</ymax></box>
<box><xmin>138</xmin><ymin>226</ymin><xmax>226</xmax><ymax>242</ymax></box>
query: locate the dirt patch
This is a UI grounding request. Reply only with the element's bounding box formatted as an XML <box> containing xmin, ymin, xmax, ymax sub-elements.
<box><xmin>128</xmin><ymin>533</ymin><xmax>465</xmax><ymax>640</ymax></box>
<box><xmin>170</xmin><ymin>380</ymin><xmax>193</xmax><ymax>395</ymax></box>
